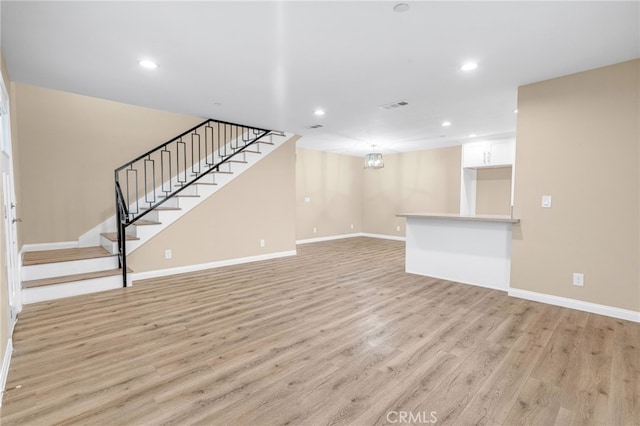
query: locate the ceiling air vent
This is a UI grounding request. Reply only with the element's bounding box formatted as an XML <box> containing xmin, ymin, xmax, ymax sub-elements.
<box><xmin>379</xmin><ymin>100</ymin><xmax>409</xmax><ymax>111</ymax></box>
<box><xmin>305</xmin><ymin>124</ymin><xmax>324</xmax><ymax>129</ymax></box>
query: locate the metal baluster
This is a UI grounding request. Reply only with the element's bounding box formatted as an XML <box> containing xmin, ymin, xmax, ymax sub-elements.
<box><xmin>144</xmin><ymin>158</ymin><xmax>155</xmax><ymax>207</ymax></box>
<box><xmin>177</xmin><ymin>139</ymin><xmax>187</xmax><ymax>184</ymax></box>
<box><xmin>205</xmin><ymin>124</ymin><xmax>213</xmax><ymax>167</ymax></box>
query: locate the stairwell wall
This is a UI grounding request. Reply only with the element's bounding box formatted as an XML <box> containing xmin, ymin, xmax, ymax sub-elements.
<box><xmin>12</xmin><ymin>83</ymin><xmax>203</xmax><ymax>245</ymax></box>
<box><xmin>128</xmin><ymin>137</ymin><xmax>298</xmax><ymax>272</ymax></box>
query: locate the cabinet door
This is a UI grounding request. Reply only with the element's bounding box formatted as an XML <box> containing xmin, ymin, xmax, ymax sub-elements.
<box><xmin>487</xmin><ymin>140</ymin><xmax>514</xmax><ymax>166</ymax></box>
<box><xmin>462</xmin><ymin>142</ymin><xmax>487</xmax><ymax>168</ymax></box>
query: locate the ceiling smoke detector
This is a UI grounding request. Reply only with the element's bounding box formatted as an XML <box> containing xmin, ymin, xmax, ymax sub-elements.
<box><xmin>379</xmin><ymin>100</ymin><xmax>409</xmax><ymax>111</ymax></box>
<box><xmin>305</xmin><ymin>124</ymin><xmax>324</xmax><ymax>129</ymax></box>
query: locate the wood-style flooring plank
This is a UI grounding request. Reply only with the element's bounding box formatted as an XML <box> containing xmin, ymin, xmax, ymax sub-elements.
<box><xmin>2</xmin><ymin>237</ymin><xmax>639</xmax><ymax>425</ymax></box>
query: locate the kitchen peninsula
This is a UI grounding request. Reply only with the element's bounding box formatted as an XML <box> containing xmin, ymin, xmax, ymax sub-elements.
<box><xmin>396</xmin><ymin>213</ymin><xmax>519</xmax><ymax>291</ymax></box>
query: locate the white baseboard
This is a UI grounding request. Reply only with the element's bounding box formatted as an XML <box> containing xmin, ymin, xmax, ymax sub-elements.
<box><xmin>509</xmin><ymin>288</ymin><xmax>640</xmax><ymax>323</ymax></box>
<box><xmin>407</xmin><ymin>269</ymin><xmax>507</xmax><ymax>292</ymax></box>
<box><xmin>0</xmin><ymin>338</ymin><xmax>13</xmax><ymax>407</ymax></box>
<box><xmin>131</xmin><ymin>250</ymin><xmax>297</xmax><ymax>282</ymax></box>
<box><xmin>360</xmin><ymin>232</ymin><xmax>406</xmax><ymax>242</ymax></box>
<box><xmin>21</xmin><ymin>241</ymin><xmax>78</xmax><ymax>253</ymax></box>
<box><xmin>296</xmin><ymin>233</ymin><xmax>362</xmax><ymax>245</ymax></box>
<box><xmin>297</xmin><ymin>233</ymin><xmax>406</xmax><ymax>245</ymax></box>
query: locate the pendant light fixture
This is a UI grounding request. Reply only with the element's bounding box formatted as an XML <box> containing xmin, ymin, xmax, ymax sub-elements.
<box><xmin>364</xmin><ymin>146</ymin><xmax>384</xmax><ymax>169</ymax></box>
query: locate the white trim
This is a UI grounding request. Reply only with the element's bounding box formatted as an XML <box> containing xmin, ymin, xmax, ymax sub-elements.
<box><xmin>407</xmin><ymin>270</ymin><xmax>507</xmax><ymax>292</ymax></box>
<box><xmin>21</xmin><ymin>241</ymin><xmax>78</xmax><ymax>253</ymax></box>
<box><xmin>508</xmin><ymin>288</ymin><xmax>640</xmax><ymax>323</ymax></box>
<box><xmin>296</xmin><ymin>233</ymin><xmax>406</xmax><ymax>245</ymax></box>
<box><xmin>131</xmin><ymin>250</ymin><xmax>297</xmax><ymax>282</ymax></box>
<box><xmin>0</xmin><ymin>339</ymin><xmax>12</xmax><ymax>406</ymax></box>
<box><xmin>360</xmin><ymin>232</ymin><xmax>406</xmax><ymax>242</ymax></box>
<box><xmin>296</xmin><ymin>233</ymin><xmax>361</xmax><ymax>245</ymax></box>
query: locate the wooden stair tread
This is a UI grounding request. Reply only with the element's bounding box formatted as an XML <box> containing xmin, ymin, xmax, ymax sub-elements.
<box><xmin>212</xmin><ymin>170</ymin><xmax>233</xmax><ymax>174</ymax></box>
<box><xmin>133</xmin><ymin>219</ymin><xmax>161</xmax><ymax>226</ymax></box>
<box><xmin>141</xmin><ymin>206</ymin><xmax>181</xmax><ymax>211</ymax></box>
<box><xmin>159</xmin><ymin>194</ymin><xmax>200</xmax><ymax>199</ymax></box>
<box><xmin>242</xmin><ymin>149</ymin><xmax>261</xmax><ymax>154</ymax></box>
<box><xmin>100</xmin><ymin>233</ymin><xmax>140</xmax><ymax>242</ymax></box>
<box><xmin>23</xmin><ymin>268</ymin><xmax>133</xmax><ymax>288</ymax></box>
<box><xmin>23</xmin><ymin>246</ymin><xmax>112</xmax><ymax>266</ymax></box>
<box><xmin>195</xmin><ymin>182</ymin><xmax>217</xmax><ymax>186</ymax></box>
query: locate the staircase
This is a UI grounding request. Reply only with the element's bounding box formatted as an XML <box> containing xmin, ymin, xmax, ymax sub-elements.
<box><xmin>21</xmin><ymin>119</ymin><xmax>288</xmax><ymax>304</ymax></box>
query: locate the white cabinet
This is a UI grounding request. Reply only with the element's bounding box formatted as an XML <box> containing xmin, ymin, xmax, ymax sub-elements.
<box><xmin>462</xmin><ymin>140</ymin><xmax>514</xmax><ymax>168</ymax></box>
<box><xmin>460</xmin><ymin>138</ymin><xmax>516</xmax><ymax>216</ymax></box>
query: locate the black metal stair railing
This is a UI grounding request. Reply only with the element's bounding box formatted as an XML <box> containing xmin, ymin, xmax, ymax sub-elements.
<box><xmin>114</xmin><ymin>118</ymin><xmax>273</xmax><ymax>287</ymax></box>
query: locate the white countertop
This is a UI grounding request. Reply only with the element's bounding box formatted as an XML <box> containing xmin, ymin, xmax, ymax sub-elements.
<box><xmin>396</xmin><ymin>213</ymin><xmax>520</xmax><ymax>224</ymax></box>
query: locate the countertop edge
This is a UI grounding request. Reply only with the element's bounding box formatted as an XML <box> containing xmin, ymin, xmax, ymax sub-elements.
<box><xmin>396</xmin><ymin>213</ymin><xmax>520</xmax><ymax>224</ymax></box>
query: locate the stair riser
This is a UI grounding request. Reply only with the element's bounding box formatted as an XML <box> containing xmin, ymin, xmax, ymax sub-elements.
<box><xmin>22</xmin><ymin>256</ymin><xmax>119</xmax><ymax>281</ymax></box>
<box><xmin>22</xmin><ymin>274</ymin><xmax>130</xmax><ymax>304</ymax></box>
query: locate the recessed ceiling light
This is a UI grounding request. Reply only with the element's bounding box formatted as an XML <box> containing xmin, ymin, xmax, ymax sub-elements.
<box><xmin>314</xmin><ymin>109</ymin><xmax>325</xmax><ymax>116</ymax></box>
<box><xmin>139</xmin><ymin>60</ymin><xmax>158</xmax><ymax>69</ymax></box>
<box><xmin>461</xmin><ymin>62</ymin><xmax>478</xmax><ymax>71</ymax></box>
<box><xmin>394</xmin><ymin>3</ymin><xmax>410</xmax><ymax>12</ymax></box>
<box><xmin>469</xmin><ymin>133</ymin><xmax>477</xmax><ymax>138</ymax></box>
<box><xmin>513</xmin><ymin>109</ymin><xmax>519</xmax><ymax>114</ymax></box>
<box><xmin>441</xmin><ymin>121</ymin><xmax>452</xmax><ymax>127</ymax></box>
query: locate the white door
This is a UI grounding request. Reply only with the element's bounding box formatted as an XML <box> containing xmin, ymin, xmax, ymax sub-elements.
<box><xmin>0</xmin><ymin>77</ymin><xmax>20</xmax><ymax>326</ymax></box>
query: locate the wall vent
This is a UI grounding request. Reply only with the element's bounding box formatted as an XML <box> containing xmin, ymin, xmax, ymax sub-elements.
<box><xmin>305</xmin><ymin>124</ymin><xmax>324</xmax><ymax>129</ymax></box>
<box><xmin>379</xmin><ymin>100</ymin><xmax>409</xmax><ymax>111</ymax></box>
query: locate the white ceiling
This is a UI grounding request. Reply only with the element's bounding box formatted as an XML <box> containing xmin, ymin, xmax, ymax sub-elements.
<box><xmin>1</xmin><ymin>1</ymin><xmax>639</xmax><ymax>156</ymax></box>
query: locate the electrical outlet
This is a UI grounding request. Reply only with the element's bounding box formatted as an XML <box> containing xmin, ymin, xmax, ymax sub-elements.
<box><xmin>260</xmin><ymin>239</ymin><xmax>265</xmax><ymax>248</ymax></box>
<box><xmin>313</xmin><ymin>227</ymin><xmax>317</xmax><ymax>234</ymax></box>
<box><xmin>542</xmin><ymin>195</ymin><xmax>552</xmax><ymax>208</ymax></box>
<box><xmin>396</xmin><ymin>225</ymin><xmax>401</xmax><ymax>232</ymax></box>
<box><xmin>304</xmin><ymin>196</ymin><xmax>311</xmax><ymax>203</ymax></box>
<box><xmin>350</xmin><ymin>224</ymin><xmax>354</xmax><ymax>230</ymax></box>
<box><xmin>164</xmin><ymin>249</ymin><xmax>172</xmax><ymax>259</ymax></box>
<box><xmin>572</xmin><ymin>273</ymin><xmax>584</xmax><ymax>287</ymax></box>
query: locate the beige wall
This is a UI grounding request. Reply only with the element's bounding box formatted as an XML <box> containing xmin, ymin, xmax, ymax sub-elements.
<box><xmin>362</xmin><ymin>146</ymin><xmax>461</xmax><ymax>236</ymax></box>
<box><xmin>296</xmin><ymin>148</ymin><xmax>362</xmax><ymax>240</ymax></box>
<box><xmin>512</xmin><ymin>59</ymin><xmax>639</xmax><ymax>312</ymax></box>
<box><xmin>12</xmin><ymin>83</ymin><xmax>203</xmax><ymax>244</ymax></box>
<box><xmin>129</xmin><ymin>137</ymin><xmax>298</xmax><ymax>273</ymax></box>
<box><xmin>476</xmin><ymin>166</ymin><xmax>512</xmax><ymax>216</ymax></box>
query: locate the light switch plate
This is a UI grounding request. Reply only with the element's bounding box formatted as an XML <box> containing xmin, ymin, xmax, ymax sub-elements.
<box><xmin>542</xmin><ymin>195</ymin><xmax>552</xmax><ymax>208</ymax></box>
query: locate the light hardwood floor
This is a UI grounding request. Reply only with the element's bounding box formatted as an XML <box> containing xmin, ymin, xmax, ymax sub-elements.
<box><xmin>2</xmin><ymin>238</ymin><xmax>639</xmax><ymax>425</ymax></box>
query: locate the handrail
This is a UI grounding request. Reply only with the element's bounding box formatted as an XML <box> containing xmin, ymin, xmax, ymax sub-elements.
<box><xmin>114</xmin><ymin>118</ymin><xmax>273</xmax><ymax>287</ymax></box>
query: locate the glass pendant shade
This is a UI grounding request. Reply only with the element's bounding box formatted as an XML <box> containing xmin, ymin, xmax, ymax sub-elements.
<box><xmin>364</xmin><ymin>152</ymin><xmax>384</xmax><ymax>169</ymax></box>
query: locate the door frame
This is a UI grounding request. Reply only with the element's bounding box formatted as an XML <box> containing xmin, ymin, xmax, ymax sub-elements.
<box><xmin>0</xmin><ymin>70</ymin><xmax>21</xmax><ymax>328</ymax></box>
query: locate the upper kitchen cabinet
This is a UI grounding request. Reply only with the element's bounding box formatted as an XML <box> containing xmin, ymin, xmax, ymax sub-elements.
<box><xmin>462</xmin><ymin>139</ymin><xmax>515</xmax><ymax>168</ymax></box>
